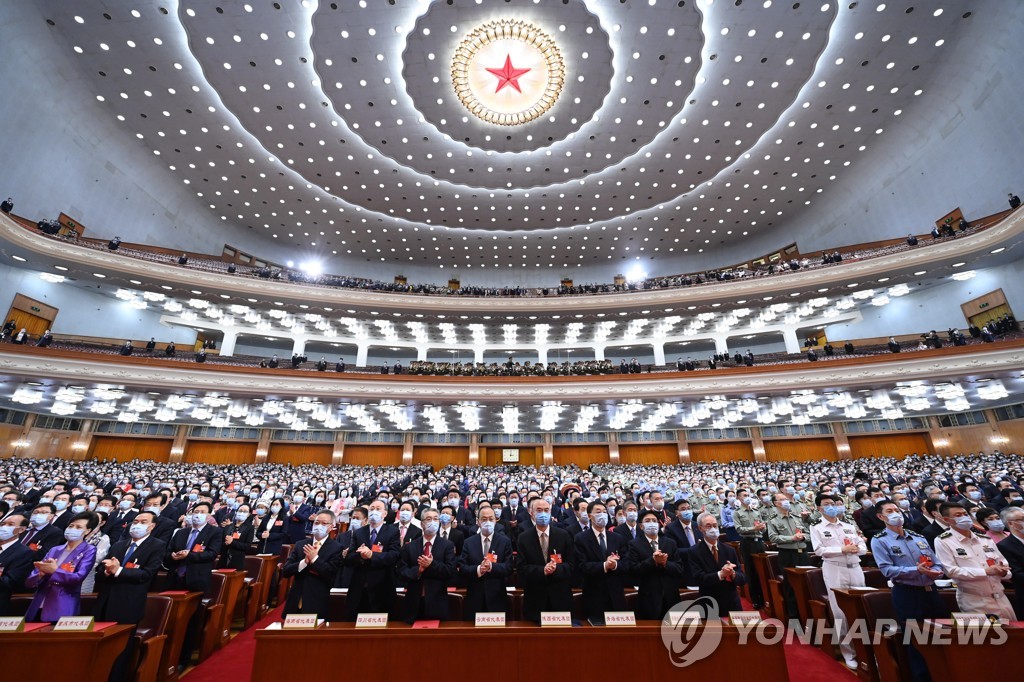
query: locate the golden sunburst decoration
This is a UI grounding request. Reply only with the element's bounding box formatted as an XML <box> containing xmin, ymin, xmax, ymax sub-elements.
<box><xmin>451</xmin><ymin>19</ymin><xmax>565</xmax><ymax>126</ymax></box>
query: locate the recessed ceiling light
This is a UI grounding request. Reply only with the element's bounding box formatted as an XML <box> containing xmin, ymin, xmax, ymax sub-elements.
<box><xmin>913</xmin><ymin>271</ymin><xmax>927</xmax><ymax>276</ymax></box>
<box><xmin>991</xmin><ymin>247</ymin><xmax>1006</xmax><ymax>254</ymax></box>
<box><xmin>93</xmin><ymin>273</ymin><xmax>106</xmax><ymax>278</ymax></box>
<box><xmin>129</xmin><ymin>279</ymin><xmax>142</xmax><ymax>285</ymax></box>
<box><xmin>11</xmin><ymin>255</ymin><xmax>26</xmax><ymax>262</ymax></box>
<box><xmin>54</xmin><ymin>265</ymin><xmax>69</xmax><ymax>271</ymax></box>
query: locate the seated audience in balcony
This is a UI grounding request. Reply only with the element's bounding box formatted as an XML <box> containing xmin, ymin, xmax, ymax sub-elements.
<box><xmin>178</xmin><ymin>253</ymin><xmax>188</xmax><ymax>265</ymax></box>
<box><xmin>12</xmin><ymin>328</ymin><xmax>27</xmax><ymax>345</ymax></box>
<box><xmin>36</xmin><ymin>330</ymin><xmax>53</xmax><ymax>348</ymax></box>
<box><xmin>0</xmin><ymin>319</ymin><xmax>14</xmax><ymax>340</ymax></box>
<box><xmin>119</xmin><ymin>340</ymin><xmax>133</xmax><ymax>356</ymax></box>
<box><xmin>393</xmin><ymin>361</ymin><xmax>403</xmax><ymax>375</ymax></box>
<box><xmin>316</xmin><ymin>358</ymin><xmax>328</xmax><ymax>372</ymax></box>
<box><xmin>145</xmin><ymin>338</ymin><xmax>156</xmax><ymax>353</ymax></box>
<box><xmin>267</xmin><ymin>354</ymin><xmax>279</xmax><ymax>368</ymax></box>
<box><xmin>906</xmin><ymin>233</ymin><xmax>918</xmax><ymax>246</ymax></box>
<box><xmin>380</xmin><ymin>363</ymin><xmax>390</xmax><ymax>375</ymax></box>
<box><xmin>0</xmin><ymin>197</ymin><xmax>13</xmax><ymax>213</ymax></box>
<box><xmin>291</xmin><ymin>353</ymin><xmax>307</xmax><ymax>368</ymax></box>
<box><xmin>195</xmin><ymin>348</ymin><xmax>207</xmax><ymax>363</ymax></box>
<box><xmin>807</xmin><ymin>349</ymin><xmax>818</xmax><ymax>362</ymax></box>
<box><xmin>1010</xmin><ymin>192</ymin><xmax>1021</xmax><ymax>209</ymax></box>
<box><xmin>107</xmin><ymin>236</ymin><xmax>121</xmax><ymax>250</ymax></box>
<box><xmin>335</xmin><ymin>357</ymin><xmax>345</xmax><ymax>372</ymax></box>
<box><xmin>887</xmin><ymin>337</ymin><xmax>901</xmax><ymax>353</ymax></box>
<box><xmin>165</xmin><ymin>341</ymin><xmax>176</xmax><ymax>356</ymax></box>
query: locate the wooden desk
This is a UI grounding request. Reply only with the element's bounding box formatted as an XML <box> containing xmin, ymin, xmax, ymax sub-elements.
<box><xmin>243</xmin><ymin>555</ymin><xmax>280</xmax><ymax>627</ymax></box>
<box><xmin>252</xmin><ymin>621</ymin><xmax>789</xmax><ymax>681</ymax></box>
<box><xmin>0</xmin><ymin>624</ymin><xmax>134</xmax><ymax>682</ymax></box>
<box><xmin>155</xmin><ymin>591</ymin><xmax>202</xmax><ymax>682</ymax></box>
<box><xmin>212</xmin><ymin>569</ymin><xmax>247</xmax><ymax>649</ymax></box>
<box><xmin>914</xmin><ymin>621</ymin><xmax>1024</xmax><ymax>674</ymax></box>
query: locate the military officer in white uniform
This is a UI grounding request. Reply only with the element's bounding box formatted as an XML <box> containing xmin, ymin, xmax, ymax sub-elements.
<box><xmin>810</xmin><ymin>492</ymin><xmax>867</xmax><ymax>670</ymax></box>
<box><xmin>934</xmin><ymin>501</ymin><xmax>1015</xmax><ymax>621</ymax></box>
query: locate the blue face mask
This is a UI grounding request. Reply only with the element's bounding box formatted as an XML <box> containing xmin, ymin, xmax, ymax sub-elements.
<box><xmin>423</xmin><ymin>520</ymin><xmax>440</xmax><ymax>535</ymax></box>
<box><xmin>534</xmin><ymin>511</ymin><xmax>551</xmax><ymax>527</ymax></box>
<box><xmin>824</xmin><ymin>505</ymin><xmax>844</xmax><ymax>518</ymax></box>
<box><xmin>439</xmin><ymin>513</ymin><xmax>452</xmax><ymax>525</ymax></box>
<box><xmin>679</xmin><ymin>510</ymin><xmax>693</xmax><ymax>521</ymax></box>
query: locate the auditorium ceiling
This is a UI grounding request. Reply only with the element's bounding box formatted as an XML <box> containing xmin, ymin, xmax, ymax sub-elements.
<box><xmin>36</xmin><ymin>0</ymin><xmax>981</xmax><ymax>274</ymax></box>
<box><xmin>1</xmin><ymin>371</ymin><xmax>1021</xmax><ymax>434</ymax></box>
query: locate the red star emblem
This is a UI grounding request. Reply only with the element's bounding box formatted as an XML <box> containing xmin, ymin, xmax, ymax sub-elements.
<box><xmin>485</xmin><ymin>54</ymin><xmax>531</xmax><ymax>94</ymax></box>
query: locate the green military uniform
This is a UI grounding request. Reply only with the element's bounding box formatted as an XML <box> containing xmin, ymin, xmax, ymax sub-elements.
<box><xmin>703</xmin><ymin>501</ymin><xmax>722</xmax><ymax>522</ymax></box>
<box><xmin>768</xmin><ymin>510</ymin><xmax>814</xmax><ymax>620</ymax></box>
<box><xmin>735</xmin><ymin>505</ymin><xmax>767</xmax><ymax>607</ymax></box>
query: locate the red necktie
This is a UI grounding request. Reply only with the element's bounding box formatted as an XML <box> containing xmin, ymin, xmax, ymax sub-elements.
<box><xmin>423</xmin><ymin>540</ymin><xmax>432</xmax><ymax>557</ymax></box>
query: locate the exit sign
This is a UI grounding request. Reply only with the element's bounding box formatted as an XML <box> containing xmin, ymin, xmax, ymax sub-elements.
<box><xmin>979</xmin><ymin>302</ymin><xmax>990</xmax><ymax>309</ymax></box>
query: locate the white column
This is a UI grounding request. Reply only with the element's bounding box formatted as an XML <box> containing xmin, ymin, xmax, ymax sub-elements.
<box><xmin>474</xmin><ymin>347</ymin><xmax>485</xmax><ymax>364</ymax></box>
<box><xmin>537</xmin><ymin>347</ymin><xmax>548</xmax><ymax>365</ymax></box>
<box><xmin>781</xmin><ymin>328</ymin><xmax>801</xmax><ymax>354</ymax></box>
<box><xmin>417</xmin><ymin>346</ymin><xmax>429</xmax><ymax>361</ymax></box>
<box><xmin>593</xmin><ymin>345</ymin><xmax>606</xmax><ymax>361</ymax></box>
<box><xmin>356</xmin><ymin>343</ymin><xmax>369</xmax><ymax>367</ymax></box>
<box><xmin>652</xmin><ymin>342</ymin><xmax>666</xmax><ymax>366</ymax></box>
<box><xmin>219</xmin><ymin>330</ymin><xmax>238</xmax><ymax>357</ymax></box>
<box><xmin>292</xmin><ymin>336</ymin><xmax>307</xmax><ymax>357</ymax></box>
<box><xmin>714</xmin><ymin>336</ymin><xmax>730</xmax><ymax>355</ymax></box>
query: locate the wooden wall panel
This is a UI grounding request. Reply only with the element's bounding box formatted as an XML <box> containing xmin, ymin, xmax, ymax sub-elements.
<box><xmin>343</xmin><ymin>445</ymin><xmax>404</xmax><ymax>467</ymax></box>
<box><xmin>619</xmin><ymin>443</ymin><xmax>679</xmax><ymax>465</ymax></box>
<box><xmin>553</xmin><ymin>444</ymin><xmax>610</xmax><ymax>467</ymax></box>
<box><xmin>184</xmin><ymin>440</ymin><xmax>257</xmax><ymax>465</ymax></box>
<box><xmin>267</xmin><ymin>443</ymin><xmax>333</xmax><ymax>466</ymax></box>
<box><xmin>0</xmin><ymin>424</ymin><xmax>22</xmax><ymax>459</ymax></box>
<box><xmin>413</xmin><ymin>446</ymin><xmax>469</xmax><ymax>469</ymax></box>
<box><xmin>90</xmin><ymin>436</ymin><xmax>172</xmax><ymax>462</ymax></box>
<box><xmin>848</xmin><ymin>433</ymin><xmax>932</xmax><ymax>460</ymax></box>
<box><xmin>763</xmin><ymin>438</ymin><xmax>838</xmax><ymax>462</ymax></box>
<box><xmin>478</xmin><ymin>446</ymin><xmax>540</xmax><ymax>467</ymax></box>
<box><xmin>687</xmin><ymin>441</ymin><xmax>754</xmax><ymax>463</ymax></box>
<box><xmin>929</xmin><ymin>417</ymin><xmax>1024</xmax><ymax>456</ymax></box>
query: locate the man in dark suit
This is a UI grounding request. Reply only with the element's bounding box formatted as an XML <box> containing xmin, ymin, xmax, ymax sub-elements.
<box><xmin>50</xmin><ymin>492</ymin><xmax>74</xmax><ymax>530</ymax></box>
<box><xmin>437</xmin><ymin>504</ymin><xmax>465</xmax><ymax>557</ymax></box>
<box><xmin>688</xmin><ymin>512</ymin><xmax>747</xmax><ymax>614</ymax></box>
<box><xmin>95</xmin><ymin>509</ymin><xmax>167</xmax><ymax>620</ymax></box>
<box><xmin>344</xmin><ymin>500</ymin><xmax>401</xmax><ymax>620</ymax></box>
<box><xmin>397</xmin><ymin>509</ymin><xmax>456</xmax><ymax>623</ymax></box>
<box><xmin>561</xmin><ymin>497</ymin><xmax>590</xmax><ymax>538</ymax></box>
<box><xmin>104</xmin><ymin>493</ymin><xmax>138</xmax><ymax>544</ymax></box>
<box><xmin>165</xmin><ymin>502</ymin><xmax>223</xmax><ymax>593</ymax></box>
<box><xmin>516</xmin><ymin>497</ymin><xmax>574</xmax><ymax>623</ymax></box>
<box><xmin>334</xmin><ymin>507</ymin><xmax>366</xmax><ymax>589</ymax></box>
<box><xmin>395</xmin><ymin>501</ymin><xmax>422</xmax><ymax>548</ymax></box>
<box><xmin>458</xmin><ymin>506</ymin><xmax>513</xmax><ymax>620</ymax></box>
<box><xmin>614</xmin><ymin>501</ymin><xmax>641</xmax><ymax>542</ymax></box>
<box><xmin>574</xmin><ymin>501</ymin><xmax>631</xmax><ymax>622</ymax></box>
<box><xmin>282</xmin><ymin>511</ymin><xmax>344</xmax><ymax>620</ymax></box>
<box><xmin>663</xmin><ymin>501</ymin><xmax>701</xmax><ymax>585</ymax></box>
<box><xmin>0</xmin><ymin>514</ymin><xmax>34</xmax><ymax>616</ymax></box>
<box><xmin>286</xmin><ymin>492</ymin><xmax>315</xmax><ymax>544</ymax></box>
<box><xmin>164</xmin><ymin>502</ymin><xmax>224</xmax><ymax>667</ymax></box>
<box><xmin>94</xmin><ymin>510</ymin><xmax>167</xmax><ymax>682</ymax></box>
<box><xmin>21</xmin><ymin>503</ymin><xmax>64</xmax><ymax>561</ymax></box>
<box><xmin>501</xmin><ymin>491</ymin><xmax>532</xmax><ymax>538</ymax></box>
<box><xmin>142</xmin><ymin>493</ymin><xmax>180</xmax><ymax>544</ymax></box>
<box><xmin>996</xmin><ymin>507</ymin><xmax>1024</xmax><ymax>619</ymax></box>
<box><xmin>628</xmin><ymin>510</ymin><xmax>684</xmax><ymax>620</ymax></box>
<box><xmin>920</xmin><ymin>499</ymin><xmax>950</xmax><ymax>549</ymax></box>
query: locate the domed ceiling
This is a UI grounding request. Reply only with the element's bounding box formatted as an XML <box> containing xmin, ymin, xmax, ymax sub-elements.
<box><xmin>37</xmin><ymin>0</ymin><xmax>976</xmax><ymax>274</ymax></box>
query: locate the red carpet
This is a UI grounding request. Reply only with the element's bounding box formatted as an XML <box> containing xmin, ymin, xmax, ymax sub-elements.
<box><xmin>187</xmin><ymin>605</ymin><xmax>850</xmax><ymax>682</ymax></box>
<box><xmin>183</xmin><ymin>606</ymin><xmax>284</xmax><ymax>682</ymax></box>
<box><xmin>784</xmin><ymin>641</ymin><xmax>857</xmax><ymax>682</ymax></box>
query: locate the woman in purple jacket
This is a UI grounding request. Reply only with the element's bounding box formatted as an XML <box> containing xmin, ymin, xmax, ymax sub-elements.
<box><xmin>25</xmin><ymin>512</ymin><xmax>99</xmax><ymax>621</ymax></box>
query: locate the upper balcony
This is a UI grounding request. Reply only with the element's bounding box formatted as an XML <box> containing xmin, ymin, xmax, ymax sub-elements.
<box><xmin>1</xmin><ymin>205</ymin><xmax>1022</xmax><ymax>319</ymax></box>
